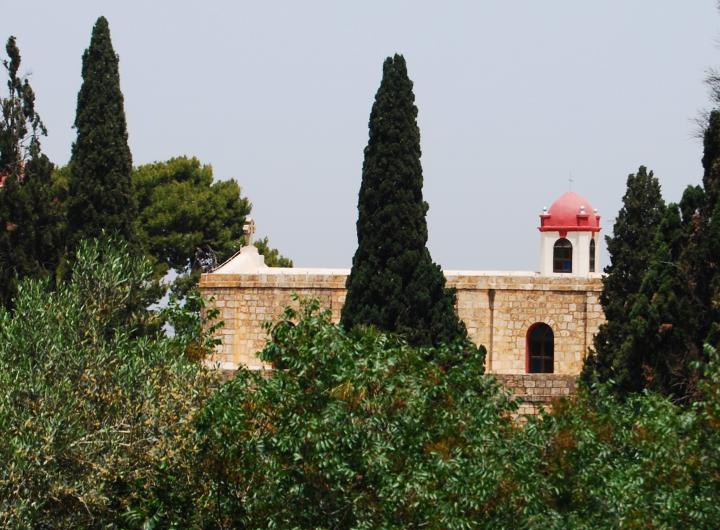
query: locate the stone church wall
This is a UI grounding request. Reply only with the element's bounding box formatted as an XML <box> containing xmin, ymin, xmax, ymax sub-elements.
<box><xmin>199</xmin><ymin>270</ymin><xmax>604</xmax><ymax>376</ymax></box>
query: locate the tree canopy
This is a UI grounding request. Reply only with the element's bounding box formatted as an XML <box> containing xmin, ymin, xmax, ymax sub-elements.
<box><xmin>0</xmin><ymin>37</ymin><xmax>64</xmax><ymax>307</ymax></box>
<box><xmin>584</xmin><ymin>107</ymin><xmax>720</xmax><ymax>403</ymax></box>
<box><xmin>67</xmin><ymin>16</ymin><xmax>135</xmax><ymax>247</ymax></box>
<box><xmin>132</xmin><ymin>156</ymin><xmax>291</xmax><ymax>294</ymax></box>
<box><xmin>615</xmin><ymin>110</ymin><xmax>720</xmax><ymax>402</ymax></box>
<box><xmin>197</xmin><ymin>300</ymin><xmax>525</xmax><ymax>528</ymax></box>
<box><xmin>254</xmin><ymin>235</ymin><xmax>293</xmax><ymax>267</ymax></box>
<box><xmin>0</xmin><ymin>238</ymin><xmax>220</xmax><ymax>527</ymax></box>
<box><xmin>341</xmin><ymin>54</ymin><xmax>467</xmax><ymax>348</ymax></box>
<box><xmin>700</xmin><ymin>110</ymin><xmax>720</xmax><ymax>348</ymax></box>
<box><xmin>629</xmin><ymin>193</ymin><xmax>704</xmax><ymax>400</ymax></box>
<box><xmin>133</xmin><ymin>157</ymin><xmax>249</xmax><ymax>276</ymax></box>
<box><xmin>3</xmin><ymin>278</ymin><xmax>720</xmax><ymax>527</ymax></box>
<box><xmin>581</xmin><ymin>166</ymin><xmax>665</xmax><ymax>394</ymax></box>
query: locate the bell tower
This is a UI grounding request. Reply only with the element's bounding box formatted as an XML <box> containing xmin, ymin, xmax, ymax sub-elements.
<box><xmin>539</xmin><ymin>192</ymin><xmax>601</xmax><ymax>277</ymax></box>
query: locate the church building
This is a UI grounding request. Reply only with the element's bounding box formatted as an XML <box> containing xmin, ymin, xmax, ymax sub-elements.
<box><xmin>199</xmin><ymin>191</ymin><xmax>605</xmax><ymax>413</ymax></box>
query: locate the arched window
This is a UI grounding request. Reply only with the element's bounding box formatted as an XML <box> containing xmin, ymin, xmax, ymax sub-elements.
<box><xmin>553</xmin><ymin>238</ymin><xmax>573</xmax><ymax>273</ymax></box>
<box><xmin>527</xmin><ymin>323</ymin><xmax>554</xmax><ymax>373</ymax></box>
<box><xmin>589</xmin><ymin>239</ymin><xmax>596</xmax><ymax>273</ymax></box>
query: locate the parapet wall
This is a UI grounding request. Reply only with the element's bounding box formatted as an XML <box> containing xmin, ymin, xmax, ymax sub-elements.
<box><xmin>199</xmin><ymin>269</ymin><xmax>604</xmax><ymax>375</ymax></box>
<box><xmin>201</xmin><ymin>270</ymin><xmax>348</xmax><ymax>369</ymax></box>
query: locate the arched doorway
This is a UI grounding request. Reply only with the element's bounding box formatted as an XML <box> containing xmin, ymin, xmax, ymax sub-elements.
<box><xmin>526</xmin><ymin>323</ymin><xmax>554</xmax><ymax>373</ymax></box>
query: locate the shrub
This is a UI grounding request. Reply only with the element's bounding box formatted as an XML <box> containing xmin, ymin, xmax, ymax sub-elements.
<box><xmin>523</xmin><ymin>346</ymin><xmax>720</xmax><ymax>528</ymax></box>
<box><xmin>0</xmin><ymin>239</ymin><xmax>220</xmax><ymax>528</ymax></box>
<box><xmin>195</xmin><ymin>299</ymin><xmax>542</xmax><ymax>529</ymax></box>
<box><xmin>195</xmin><ymin>301</ymin><xmax>720</xmax><ymax>528</ymax></box>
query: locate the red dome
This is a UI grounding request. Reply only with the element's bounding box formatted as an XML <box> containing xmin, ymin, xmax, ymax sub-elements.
<box><xmin>539</xmin><ymin>191</ymin><xmax>600</xmax><ymax>234</ymax></box>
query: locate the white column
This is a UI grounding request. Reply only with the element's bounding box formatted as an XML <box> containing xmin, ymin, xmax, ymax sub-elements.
<box><xmin>575</xmin><ymin>232</ymin><xmax>591</xmax><ymax>277</ymax></box>
<box><xmin>539</xmin><ymin>232</ymin><xmax>558</xmax><ymax>275</ymax></box>
<box><xmin>591</xmin><ymin>235</ymin><xmax>600</xmax><ymax>275</ymax></box>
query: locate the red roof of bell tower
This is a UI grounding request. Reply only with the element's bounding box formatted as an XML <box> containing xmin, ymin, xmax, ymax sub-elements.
<box><xmin>539</xmin><ymin>191</ymin><xmax>601</xmax><ymax>235</ymax></box>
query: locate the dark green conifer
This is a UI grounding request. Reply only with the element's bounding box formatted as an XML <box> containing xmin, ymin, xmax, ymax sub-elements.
<box><xmin>702</xmin><ymin>111</ymin><xmax>720</xmax><ymax>208</ymax></box>
<box><xmin>699</xmin><ymin>112</ymin><xmax>720</xmax><ymax>348</ymax></box>
<box><xmin>610</xmin><ymin>111</ymin><xmax>720</xmax><ymax>402</ymax></box>
<box><xmin>0</xmin><ymin>37</ymin><xmax>64</xmax><ymax>306</ymax></box>
<box><xmin>67</xmin><ymin>16</ymin><xmax>135</xmax><ymax>247</ymax></box>
<box><xmin>341</xmin><ymin>55</ymin><xmax>467</xmax><ymax>347</ymax></box>
<box><xmin>581</xmin><ymin>167</ymin><xmax>665</xmax><ymax>390</ymax></box>
<box><xmin>628</xmin><ymin>189</ymin><xmax>705</xmax><ymax>401</ymax></box>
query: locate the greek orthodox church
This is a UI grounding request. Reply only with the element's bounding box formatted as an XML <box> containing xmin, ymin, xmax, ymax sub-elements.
<box><xmin>199</xmin><ymin>191</ymin><xmax>605</xmax><ymax>413</ymax></box>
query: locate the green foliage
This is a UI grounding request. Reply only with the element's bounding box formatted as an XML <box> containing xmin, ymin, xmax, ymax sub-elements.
<box><xmin>254</xmin><ymin>235</ymin><xmax>293</xmax><ymax>267</ymax></box>
<box><xmin>582</xmin><ymin>166</ymin><xmax>665</xmax><ymax>394</ymax></box>
<box><xmin>604</xmin><ymin>110</ymin><xmax>720</xmax><ymax>403</ymax></box>
<box><xmin>133</xmin><ymin>156</ymin><xmax>249</xmax><ymax>273</ymax></box>
<box><xmin>592</xmin><ymin>186</ymin><xmax>705</xmax><ymax>402</ymax></box>
<box><xmin>633</xmin><ymin>198</ymin><xmax>704</xmax><ymax>400</ymax></box>
<box><xmin>59</xmin><ymin>154</ymin><xmax>293</xmax><ymax>299</ymax></box>
<box><xmin>702</xmin><ymin>110</ymin><xmax>720</xmax><ymax>207</ymax></box>
<box><xmin>188</xmin><ymin>302</ymin><xmax>720</xmax><ymax>528</ymax></box>
<box><xmin>706</xmin><ymin>197</ymin><xmax>720</xmax><ymax>346</ymax></box>
<box><xmin>0</xmin><ymin>36</ymin><xmax>64</xmax><ymax>307</ymax></box>
<box><xmin>67</xmin><ymin>16</ymin><xmax>136</xmax><ymax>248</ymax></box>
<box><xmin>701</xmin><ymin>111</ymin><xmax>720</xmax><ymax>348</ymax></box>
<box><xmin>0</xmin><ymin>238</ymin><xmax>220</xmax><ymax>528</ymax></box>
<box><xmin>341</xmin><ymin>54</ymin><xmax>467</xmax><ymax>347</ymax></box>
<box><xmin>524</xmin><ymin>353</ymin><xmax>720</xmax><ymax>528</ymax></box>
<box><xmin>586</xmin><ymin>136</ymin><xmax>720</xmax><ymax>403</ymax></box>
<box><xmin>132</xmin><ymin>155</ymin><xmax>249</xmax><ymax>298</ymax></box>
<box><xmin>0</xmin><ymin>36</ymin><xmax>45</xmax><ymax>173</ymax></box>
<box><xmin>3</xmin><ymin>283</ymin><xmax>720</xmax><ymax>528</ymax></box>
<box><xmin>195</xmin><ymin>299</ymin><xmax>551</xmax><ymax>529</ymax></box>
<box><xmin>132</xmin><ymin>156</ymin><xmax>292</xmax><ymax>295</ymax></box>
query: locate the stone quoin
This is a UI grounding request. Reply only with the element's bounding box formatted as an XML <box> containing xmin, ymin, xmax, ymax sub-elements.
<box><xmin>199</xmin><ymin>191</ymin><xmax>605</xmax><ymax>413</ymax></box>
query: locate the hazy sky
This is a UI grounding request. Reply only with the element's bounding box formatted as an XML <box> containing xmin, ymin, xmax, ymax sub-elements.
<box><xmin>3</xmin><ymin>1</ymin><xmax>719</xmax><ymax>270</ymax></box>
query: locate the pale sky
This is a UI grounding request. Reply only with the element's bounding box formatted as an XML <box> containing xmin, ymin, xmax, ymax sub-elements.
<box><xmin>3</xmin><ymin>1</ymin><xmax>719</xmax><ymax>270</ymax></box>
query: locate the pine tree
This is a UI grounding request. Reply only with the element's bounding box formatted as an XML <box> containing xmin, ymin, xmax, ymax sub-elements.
<box><xmin>0</xmin><ymin>37</ymin><xmax>64</xmax><ymax>306</ymax></box>
<box><xmin>581</xmin><ymin>166</ymin><xmax>665</xmax><ymax>390</ymax></box>
<box><xmin>67</xmin><ymin>16</ymin><xmax>135</xmax><ymax>247</ymax></box>
<box><xmin>341</xmin><ymin>55</ymin><xmax>467</xmax><ymax>347</ymax></box>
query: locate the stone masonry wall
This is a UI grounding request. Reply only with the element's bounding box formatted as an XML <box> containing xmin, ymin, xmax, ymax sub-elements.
<box><xmin>199</xmin><ymin>270</ymin><xmax>603</xmax><ymax>408</ymax></box>
<box><xmin>200</xmin><ymin>272</ymin><xmax>348</xmax><ymax>370</ymax></box>
<box><xmin>494</xmin><ymin>374</ymin><xmax>577</xmax><ymax>416</ymax></box>
<box><xmin>447</xmin><ymin>273</ymin><xmax>604</xmax><ymax>376</ymax></box>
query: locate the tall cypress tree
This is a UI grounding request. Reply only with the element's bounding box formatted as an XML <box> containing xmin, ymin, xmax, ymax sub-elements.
<box><xmin>581</xmin><ymin>166</ymin><xmax>665</xmax><ymax>390</ymax></box>
<box><xmin>0</xmin><ymin>37</ymin><xmax>63</xmax><ymax>306</ymax></box>
<box><xmin>341</xmin><ymin>55</ymin><xmax>466</xmax><ymax>347</ymax></box>
<box><xmin>67</xmin><ymin>16</ymin><xmax>135</xmax><ymax>247</ymax></box>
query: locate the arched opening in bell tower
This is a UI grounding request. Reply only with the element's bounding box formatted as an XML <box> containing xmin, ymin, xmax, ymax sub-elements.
<box><xmin>553</xmin><ymin>238</ymin><xmax>573</xmax><ymax>273</ymax></box>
